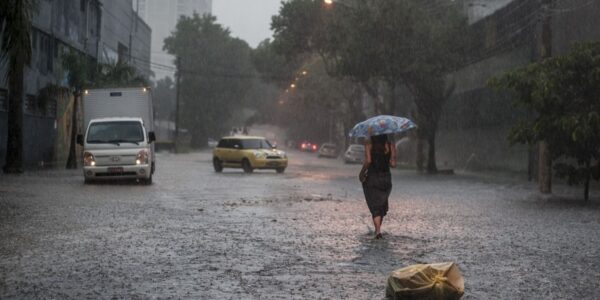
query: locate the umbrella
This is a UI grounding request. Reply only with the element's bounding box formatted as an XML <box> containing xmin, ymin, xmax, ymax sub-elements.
<box><xmin>349</xmin><ymin>115</ymin><xmax>416</xmax><ymax>138</ymax></box>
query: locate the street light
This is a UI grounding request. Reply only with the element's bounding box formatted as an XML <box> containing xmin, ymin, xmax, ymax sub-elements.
<box><xmin>323</xmin><ymin>0</ymin><xmax>356</xmax><ymax>8</ymax></box>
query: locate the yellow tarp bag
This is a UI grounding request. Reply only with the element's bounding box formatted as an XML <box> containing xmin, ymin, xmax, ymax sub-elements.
<box><xmin>386</xmin><ymin>262</ymin><xmax>465</xmax><ymax>300</ymax></box>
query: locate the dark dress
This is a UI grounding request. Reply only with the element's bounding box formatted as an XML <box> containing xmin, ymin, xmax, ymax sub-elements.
<box><xmin>362</xmin><ymin>142</ymin><xmax>392</xmax><ymax>218</ymax></box>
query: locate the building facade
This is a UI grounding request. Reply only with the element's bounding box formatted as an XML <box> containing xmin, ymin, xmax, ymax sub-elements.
<box><xmin>439</xmin><ymin>0</ymin><xmax>600</xmax><ymax>172</ymax></box>
<box><xmin>0</xmin><ymin>0</ymin><xmax>151</xmax><ymax>168</ymax></box>
<box><xmin>133</xmin><ymin>0</ymin><xmax>212</xmax><ymax>80</ymax></box>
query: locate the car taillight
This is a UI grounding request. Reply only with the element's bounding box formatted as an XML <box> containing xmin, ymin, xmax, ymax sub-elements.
<box><xmin>301</xmin><ymin>143</ymin><xmax>307</xmax><ymax>149</ymax></box>
<box><xmin>136</xmin><ymin>149</ymin><xmax>149</xmax><ymax>165</ymax></box>
<box><xmin>312</xmin><ymin>145</ymin><xmax>317</xmax><ymax>150</ymax></box>
<box><xmin>83</xmin><ymin>152</ymin><xmax>96</xmax><ymax>166</ymax></box>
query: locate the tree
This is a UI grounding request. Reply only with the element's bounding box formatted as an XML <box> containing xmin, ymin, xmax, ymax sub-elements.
<box><xmin>0</xmin><ymin>0</ymin><xmax>36</xmax><ymax>173</ymax></box>
<box><xmin>271</xmin><ymin>0</ymin><xmax>470</xmax><ymax>173</ymax></box>
<box><xmin>281</xmin><ymin>57</ymin><xmax>365</xmax><ymax>146</ymax></box>
<box><xmin>490</xmin><ymin>42</ymin><xmax>600</xmax><ymax>201</ymax></box>
<box><xmin>164</xmin><ymin>14</ymin><xmax>254</xmax><ymax>148</ymax></box>
<box><xmin>153</xmin><ymin>77</ymin><xmax>176</xmax><ymax>124</ymax></box>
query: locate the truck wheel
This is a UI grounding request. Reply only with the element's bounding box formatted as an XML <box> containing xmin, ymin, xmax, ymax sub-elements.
<box><xmin>276</xmin><ymin>168</ymin><xmax>285</xmax><ymax>174</ymax></box>
<box><xmin>213</xmin><ymin>157</ymin><xmax>223</xmax><ymax>173</ymax></box>
<box><xmin>242</xmin><ymin>159</ymin><xmax>253</xmax><ymax>173</ymax></box>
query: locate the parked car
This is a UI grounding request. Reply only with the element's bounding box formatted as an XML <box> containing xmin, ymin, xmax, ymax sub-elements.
<box><xmin>318</xmin><ymin>143</ymin><xmax>338</xmax><ymax>158</ymax></box>
<box><xmin>207</xmin><ymin>138</ymin><xmax>218</xmax><ymax>148</ymax></box>
<box><xmin>299</xmin><ymin>141</ymin><xmax>318</xmax><ymax>152</ymax></box>
<box><xmin>344</xmin><ymin>144</ymin><xmax>365</xmax><ymax>164</ymax></box>
<box><xmin>212</xmin><ymin>136</ymin><xmax>288</xmax><ymax>173</ymax></box>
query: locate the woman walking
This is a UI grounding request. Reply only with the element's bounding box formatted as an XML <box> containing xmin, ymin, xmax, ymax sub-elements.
<box><xmin>361</xmin><ymin>134</ymin><xmax>396</xmax><ymax>239</ymax></box>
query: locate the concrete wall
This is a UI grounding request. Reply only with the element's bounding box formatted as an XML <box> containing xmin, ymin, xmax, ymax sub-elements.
<box><xmin>552</xmin><ymin>0</ymin><xmax>600</xmax><ymax>55</ymax></box>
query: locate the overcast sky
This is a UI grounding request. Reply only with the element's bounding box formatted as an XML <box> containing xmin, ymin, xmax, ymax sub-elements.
<box><xmin>213</xmin><ymin>0</ymin><xmax>283</xmax><ymax>48</ymax></box>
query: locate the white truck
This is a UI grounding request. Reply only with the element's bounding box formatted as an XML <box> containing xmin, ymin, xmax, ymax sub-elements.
<box><xmin>77</xmin><ymin>87</ymin><xmax>156</xmax><ymax>184</ymax></box>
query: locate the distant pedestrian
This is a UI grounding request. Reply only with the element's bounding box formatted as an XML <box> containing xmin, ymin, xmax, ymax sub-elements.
<box><xmin>360</xmin><ymin>134</ymin><xmax>396</xmax><ymax>239</ymax></box>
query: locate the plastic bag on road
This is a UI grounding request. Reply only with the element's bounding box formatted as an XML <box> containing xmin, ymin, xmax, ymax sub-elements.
<box><xmin>386</xmin><ymin>262</ymin><xmax>464</xmax><ymax>300</ymax></box>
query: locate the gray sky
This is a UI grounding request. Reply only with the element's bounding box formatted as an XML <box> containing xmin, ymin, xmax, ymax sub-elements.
<box><xmin>213</xmin><ymin>0</ymin><xmax>283</xmax><ymax>48</ymax></box>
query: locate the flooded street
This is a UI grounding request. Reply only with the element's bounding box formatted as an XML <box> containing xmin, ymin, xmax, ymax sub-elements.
<box><xmin>1</xmin><ymin>151</ymin><xmax>599</xmax><ymax>299</ymax></box>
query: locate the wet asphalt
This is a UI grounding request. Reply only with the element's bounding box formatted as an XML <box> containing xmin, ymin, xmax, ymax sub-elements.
<box><xmin>0</xmin><ymin>150</ymin><xmax>599</xmax><ymax>299</ymax></box>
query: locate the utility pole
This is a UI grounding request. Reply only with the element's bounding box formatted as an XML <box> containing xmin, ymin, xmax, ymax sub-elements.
<box><xmin>174</xmin><ymin>56</ymin><xmax>181</xmax><ymax>153</ymax></box>
<box><xmin>538</xmin><ymin>0</ymin><xmax>553</xmax><ymax>194</ymax></box>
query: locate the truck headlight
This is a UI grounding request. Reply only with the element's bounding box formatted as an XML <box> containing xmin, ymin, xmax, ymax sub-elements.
<box><xmin>84</xmin><ymin>152</ymin><xmax>96</xmax><ymax>167</ymax></box>
<box><xmin>136</xmin><ymin>149</ymin><xmax>149</xmax><ymax>165</ymax></box>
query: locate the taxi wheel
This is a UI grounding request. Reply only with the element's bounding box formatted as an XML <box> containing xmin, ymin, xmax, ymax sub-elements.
<box><xmin>276</xmin><ymin>168</ymin><xmax>285</xmax><ymax>174</ymax></box>
<box><xmin>213</xmin><ymin>157</ymin><xmax>223</xmax><ymax>173</ymax></box>
<box><xmin>242</xmin><ymin>159</ymin><xmax>253</xmax><ymax>173</ymax></box>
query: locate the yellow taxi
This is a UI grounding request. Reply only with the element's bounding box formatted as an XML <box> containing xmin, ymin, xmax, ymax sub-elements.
<box><xmin>212</xmin><ymin>136</ymin><xmax>288</xmax><ymax>173</ymax></box>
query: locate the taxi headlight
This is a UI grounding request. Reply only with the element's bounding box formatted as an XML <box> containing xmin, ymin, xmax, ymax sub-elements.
<box><xmin>253</xmin><ymin>151</ymin><xmax>266</xmax><ymax>159</ymax></box>
<box><xmin>136</xmin><ymin>149</ymin><xmax>149</xmax><ymax>165</ymax></box>
<box><xmin>83</xmin><ymin>152</ymin><xmax>96</xmax><ymax>166</ymax></box>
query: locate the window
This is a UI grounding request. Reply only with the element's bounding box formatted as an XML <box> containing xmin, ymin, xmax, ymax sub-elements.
<box><xmin>46</xmin><ymin>97</ymin><xmax>57</xmax><ymax>118</ymax></box>
<box><xmin>0</xmin><ymin>89</ymin><xmax>7</xmax><ymax>111</ymax></box>
<box><xmin>87</xmin><ymin>121</ymin><xmax>145</xmax><ymax>144</ymax></box>
<box><xmin>217</xmin><ymin>139</ymin><xmax>231</xmax><ymax>148</ymax></box>
<box><xmin>25</xmin><ymin>94</ymin><xmax>37</xmax><ymax>115</ymax></box>
<box><xmin>240</xmin><ymin>139</ymin><xmax>272</xmax><ymax>150</ymax></box>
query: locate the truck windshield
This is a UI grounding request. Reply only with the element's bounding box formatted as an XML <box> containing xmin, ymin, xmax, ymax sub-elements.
<box><xmin>87</xmin><ymin>121</ymin><xmax>144</xmax><ymax>144</ymax></box>
<box><xmin>241</xmin><ymin>139</ymin><xmax>272</xmax><ymax>149</ymax></box>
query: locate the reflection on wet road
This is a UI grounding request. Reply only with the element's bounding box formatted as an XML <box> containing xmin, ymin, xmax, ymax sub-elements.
<box><xmin>1</xmin><ymin>150</ymin><xmax>599</xmax><ymax>299</ymax></box>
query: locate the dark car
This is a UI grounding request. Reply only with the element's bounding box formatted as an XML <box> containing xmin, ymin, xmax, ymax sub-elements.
<box><xmin>299</xmin><ymin>141</ymin><xmax>318</xmax><ymax>152</ymax></box>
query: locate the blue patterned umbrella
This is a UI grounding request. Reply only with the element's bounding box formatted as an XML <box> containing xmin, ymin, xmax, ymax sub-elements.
<box><xmin>349</xmin><ymin>115</ymin><xmax>417</xmax><ymax>138</ymax></box>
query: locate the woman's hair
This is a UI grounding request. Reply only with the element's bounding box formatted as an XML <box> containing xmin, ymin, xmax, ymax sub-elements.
<box><xmin>370</xmin><ymin>134</ymin><xmax>388</xmax><ymax>145</ymax></box>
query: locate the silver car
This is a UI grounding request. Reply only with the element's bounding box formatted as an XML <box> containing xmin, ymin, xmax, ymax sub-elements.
<box><xmin>344</xmin><ymin>144</ymin><xmax>365</xmax><ymax>164</ymax></box>
<box><xmin>318</xmin><ymin>143</ymin><xmax>338</xmax><ymax>158</ymax></box>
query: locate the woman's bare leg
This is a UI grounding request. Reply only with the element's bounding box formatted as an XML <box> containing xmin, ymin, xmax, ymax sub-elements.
<box><xmin>373</xmin><ymin>216</ymin><xmax>382</xmax><ymax>235</ymax></box>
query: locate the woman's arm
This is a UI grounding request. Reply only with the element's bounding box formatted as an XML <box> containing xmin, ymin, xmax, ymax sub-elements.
<box><xmin>364</xmin><ymin>143</ymin><xmax>372</xmax><ymax>165</ymax></box>
<box><xmin>389</xmin><ymin>142</ymin><xmax>397</xmax><ymax>168</ymax></box>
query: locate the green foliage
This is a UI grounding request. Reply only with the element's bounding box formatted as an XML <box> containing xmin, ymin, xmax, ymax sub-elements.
<box><xmin>271</xmin><ymin>0</ymin><xmax>325</xmax><ymax>60</ymax></box>
<box><xmin>163</xmin><ymin>14</ymin><xmax>254</xmax><ymax>148</ymax></box>
<box><xmin>252</xmin><ymin>39</ymin><xmax>302</xmax><ymax>88</ymax></box>
<box><xmin>490</xmin><ymin>42</ymin><xmax>600</xmax><ymax>200</ymax></box>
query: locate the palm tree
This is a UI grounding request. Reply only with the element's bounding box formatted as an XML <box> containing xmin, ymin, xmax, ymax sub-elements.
<box><xmin>0</xmin><ymin>0</ymin><xmax>35</xmax><ymax>173</ymax></box>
